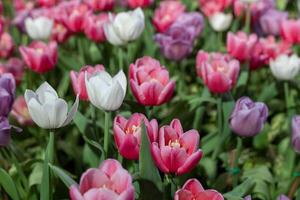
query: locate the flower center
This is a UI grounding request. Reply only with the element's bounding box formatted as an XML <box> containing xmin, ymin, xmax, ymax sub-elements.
<box><xmin>168</xmin><ymin>139</ymin><xmax>181</xmax><ymax>148</ymax></box>
<box><xmin>125</xmin><ymin>125</ymin><xmax>141</xmax><ymax>135</ymax></box>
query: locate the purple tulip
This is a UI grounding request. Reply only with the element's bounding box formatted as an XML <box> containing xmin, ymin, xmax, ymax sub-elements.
<box><xmin>259</xmin><ymin>9</ymin><xmax>288</xmax><ymax>36</ymax></box>
<box><xmin>277</xmin><ymin>195</ymin><xmax>290</xmax><ymax>200</ymax></box>
<box><xmin>229</xmin><ymin>97</ymin><xmax>268</xmax><ymax>137</ymax></box>
<box><xmin>154</xmin><ymin>12</ymin><xmax>204</xmax><ymax>61</ymax></box>
<box><xmin>0</xmin><ymin>117</ymin><xmax>11</xmax><ymax>146</ymax></box>
<box><xmin>0</xmin><ymin>73</ymin><xmax>16</xmax><ymax>117</ymax></box>
<box><xmin>291</xmin><ymin>116</ymin><xmax>300</xmax><ymax>154</ymax></box>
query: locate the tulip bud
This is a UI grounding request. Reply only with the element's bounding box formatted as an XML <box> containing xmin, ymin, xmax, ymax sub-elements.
<box><xmin>69</xmin><ymin>159</ymin><xmax>135</xmax><ymax>200</ymax></box>
<box><xmin>174</xmin><ymin>178</ymin><xmax>224</xmax><ymax>200</ymax></box>
<box><xmin>209</xmin><ymin>12</ymin><xmax>232</xmax><ymax>32</ymax></box>
<box><xmin>85</xmin><ymin>70</ymin><xmax>127</xmax><ymax>111</ymax></box>
<box><xmin>104</xmin><ymin>8</ymin><xmax>145</xmax><ymax>46</ymax></box>
<box><xmin>114</xmin><ymin>113</ymin><xmax>158</xmax><ymax>160</ymax></box>
<box><xmin>129</xmin><ymin>56</ymin><xmax>175</xmax><ymax>106</ymax></box>
<box><xmin>230</xmin><ymin>97</ymin><xmax>268</xmax><ymax>137</ymax></box>
<box><xmin>270</xmin><ymin>54</ymin><xmax>300</xmax><ymax>81</ymax></box>
<box><xmin>11</xmin><ymin>96</ymin><xmax>33</xmax><ymax>125</ymax></box>
<box><xmin>291</xmin><ymin>116</ymin><xmax>300</xmax><ymax>154</ymax></box>
<box><xmin>25</xmin><ymin>16</ymin><xmax>54</xmax><ymax>40</ymax></box>
<box><xmin>19</xmin><ymin>41</ymin><xmax>58</xmax><ymax>73</ymax></box>
<box><xmin>196</xmin><ymin>51</ymin><xmax>240</xmax><ymax>94</ymax></box>
<box><xmin>24</xmin><ymin>82</ymin><xmax>79</xmax><ymax>129</ymax></box>
<box><xmin>151</xmin><ymin>119</ymin><xmax>202</xmax><ymax>175</ymax></box>
<box><xmin>70</xmin><ymin>65</ymin><xmax>105</xmax><ymax>101</ymax></box>
<box><xmin>0</xmin><ymin>73</ymin><xmax>16</xmax><ymax>117</ymax></box>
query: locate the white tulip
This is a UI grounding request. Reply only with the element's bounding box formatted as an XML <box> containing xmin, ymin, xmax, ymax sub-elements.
<box><xmin>85</xmin><ymin>70</ymin><xmax>127</xmax><ymax>111</ymax></box>
<box><xmin>104</xmin><ymin>8</ymin><xmax>145</xmax><ymax>46</ymax></box>
<box><xmin>25</xmin><ymin>16</ymin><xmax>53</xmax><ymax>40</ymax></box>
<box><xmin>270</xmin><ymin>54</ymin><xmax>300</xmax><ymax>80</ymax></box>
<box><xmin>24</xmin><ymin>82</ymin><xmax>79</xmax><ymax>129</ymax></box>
<box><xmin>209</xmin><ymin>12</ymin><xmax>232</xmax><ymax>32</ymax></box>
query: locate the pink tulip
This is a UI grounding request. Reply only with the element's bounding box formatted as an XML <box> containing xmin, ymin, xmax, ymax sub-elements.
<box><xmin>280</xmin><ymin>19</ymin><xmax>300</xmax><ymax>44</ymax></box>
<box><xmin>153</xmin><ymin>0</ymin><xmax>185</xmax><ymax>33</ymax></box>
<box><xmin>19</xmin><ymin>41</ymin><xmax>58</xmax><ymax>73</ymax></box>
<box><xmin>227</xmin><ymin>31</ymin><xmax>258</xmax><ymax>62</ymax></box>
<box><xmin>127</xmin><ymin>0</ymin><xmax>153</xmax><ymax>8</ymax></box>
<box><xmin>83</xmin><ymin>12</ymin><xmax>109</xmax><ymax>42</ymax></box>
<box><xmin>0</xmin><ymin>58</ymin><xmax>24</xmax><ymax>85</ymax></box>
<box><xmin>51</xmin><ymin>21</ymin><xmax>72</xmax><ymax>43</ymax></box>
<box><xmin>174</xmin><ymin>179</ymin><xmax>224</xmax><ymax>200</ymax></box>
<box><xmin>198</xmin><ymin>0</ymin><xmax>232</xmax><ymax>17</ymax></box>
<box><xmin>70</xmin><ymin>65</ymin><xmax>105</xmax><ymax>101</ymax></box>
<box><xmin>151</xmin><ymin>119</ymin><xmax>202</xmax><ymax>175</ymax></box>
<box><xmin>0</xmin><ymin>33</ymin><xmax>14</xmax><ymax>58</ymax></box>
<box><xmin>37</xmin><ymin>0</ymin><xmax>56</xmax><ymax>7</ymax></box>
<box><xmin>69</xmin><ymin>159</ymin><xmax>135</xmax><ymax>200</ymax></box>
<box><xmin>11</xmin><ymin>96</ymin><xmax>33</xmax><ymax>125</ymax></box>
<box><xmin>129</xmin><ymin>56</ymin><xmax>175</xmax><ymax>106</ymax></box>
<box><xmin>250</xmin><ymin>36</ymin><xmax>291</xmax><ymax>70</ymax></box>
<box><xmin>114</xmin><ymin>113</ymin><xmax>158</xmax><ymax>160</ymax></box>
<box><xmin>63</xmin><ymin>3</ymin><xmax>89</xmax><ymax>33</ymax></box>
<box><xmin>84</xmin><ymin>0</ymin><xmax>114</xmax><ymax>11</ymax></box>
<box><xmin>196</xmin><ymin>51</ymin><xmax>240</xmax><ymax>94</ymax></box>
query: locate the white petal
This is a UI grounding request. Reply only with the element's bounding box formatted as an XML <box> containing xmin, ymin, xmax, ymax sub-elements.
<box><xmin>24</xmin><ymin>89</ymin><xmax>37</xmax><ymax>104</ymax></box>
<box><xmin>85</xmin><ymin>73</ymin><xmax>98</xmax><ymax>108</ymax></box>
<box><xmin>113</xmin><ymin>70</ymin><xmax>127</xmax><ymax>96</ymax></box>
<box><xmin>101</xmin><ymin>82</ymin><xmax>125</xmax><ymax>111</ymax></box>
<box><xmin>25</xmin><ymin>18</ymin><xmax>39</xmax><ymax>39</ymax></box>
<box><xmin>43</xmin><ymin>98</ymin><xmax>68</xmax><ymax>129</ymax></box>
<box><xmin>28</xmin><ymin>98</ymin><xmax>50</xmax><ymax>128</ymax></box>
<box><xmin>36</xmin><ymin>82</ymin><xmax>58</xmax><ymax>104</ymax></box>
<box><xmin>62</xmin><ymin>95</ymin><xmax>79</xmax><ymax>127</ymax></box>
<box><xmin>104</xmin><ymin>22</ymin><xmax>125</xmax><ymax>46</ymax></box>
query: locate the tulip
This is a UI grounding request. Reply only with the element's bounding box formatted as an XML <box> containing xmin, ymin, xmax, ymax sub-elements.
<box><xmin>19</xmin><ymin>41</ymin><xmax>58</xmax><ymax>73</ymax></box>
<box><xmin>174</xmin><ymin>178</ymin><xmax>223</xmax><ymax>200</ymax></box>
<box><xmin>85</xmin><ymin>70</ymin><xmax>126</xmax><ymax>111</ymax></box>
<box><xmin>127</xmin><ymin>0</ymin><xmax>153</xmax><ymax>8</ymax></box>
<box><xmin>104</xmin><ymin>8</ymin><xmax>145</xmax><ymax>46</ymax></box>
<box><xmin>51</xmin><ymin>21</ymin><xmax>72</xmax><ymax>43</ymax></box>
<box><xmin>25</xmin><ymin>16</ymin><xmax>53</xmax><ymax>40</ymax></box>
<box><xmin>291</xmin><ymin>116</ymin><xmax>300</xmax><ymax>154</ymax></box>
<box><xmin>70</xmin><ymin>65</ymin><xmax>105</xmax><ymax>101</ymax></box>
<box><xmin>37</xmin><ymin>0</ymin><xmax>56</xmax><ymax>7</ymax></box>
<box><xmin>249</xmin><ymin>36</ymin><xmax>291</xmax><ymax>70</ymax></box>
<box><xmin>11</xmin><ymin>96</ymin><xmax>33</xmax><ymax>125</ymax></box>
<box><xmin>24</xmin><ymin>82</ymin><xmax>79</xmax><ymax>129</ymax></box>
<box><xmin>0</xmin><ymin>58</ymin><xmax>24</xmax><ymax>84</ymax></box>
<box><xmin>209</xmin><ymin>12</ymin><xmax>232</xmax><ymax>32</ymax></box>
<box><xmin>151</xmin><ymin>119</ymin><xmax>203</xmax><ymax>175</ymax></box>
<box><xmin>277</xmin><ymin>195</ymin><xmax>290</xmax><ymax>200</ymax></box>
<box><xmin>259</xmin><ymin>9</ymin><xmax>288</xmax><ymax>36</ymax></box>
<box><xmin>196</xmin><ymin>51</ymin><xmax>240</xmax><ymax>93</ymax></box>
<box><xmin>63</xmin><ymin>3</ymin><xmax>89</xmax><ymax>33</ymax></box>
<box><xmin>153</xmin><ymin>0</ymin><xmax>185</xmax><ymax>33</ymax></box>
<box><xmin>69</xmin><ymin>159</ymin><xmax>135</xmax><ymax>200</ymax></box>
<box><xmin>244</xmin><ymin>195</ymin><xmax>252</xmax><ymax>200</ymax></box>
<box><xmin>84</xmin><ymin>0</ymin><xmax>114</xmax><ymax>11</ymax></box>
<box><xmin>270</xmin><ymin>54</ymin><xmax>300</xmax><ymax>81</ymax></box>
<box><xmin>0</xmin><ymin>117</ymin><xmax>12</xmax><ymax>146</ymax></box>
<box><xmin>227</xmin><ymin>31</ymin><xmax>258</xmax><ymax>62</ymax></box>
<box><xmin>83</xmin><ymin>12</ymin><xmax>109</xmax><ymax>42</ymax></box>
<box><xmin>229</xmin><ymin>97</ymin><xmax>268</xmax><ymax>137</ymax></box>
<box><xmin>0</xmin><ymin>73</ymin><xmax>15</xmax><ymax>117</ymax></box>
<box><xmin>129</xmin><ymin>56</ymin><xmax>175</xmax><ymax>106</ymax></box>
<box><xmin>198</xmin><ymin>0</ymin><xmax>232</xmax><ymax>17</ymax></box>
<box><xmin>0</xmin><ymin>32</ymin><xmax>14</xmax><ymax>58</ymax></box>
<box><xmin>280</xmin><ymin>19</ymin><xmax>300</xmax><ymax>44</ymax></box>
<box><xmin>114</xmin><ymin>113</ymin><xmax>158</xmax><ymax>160</ymax></box>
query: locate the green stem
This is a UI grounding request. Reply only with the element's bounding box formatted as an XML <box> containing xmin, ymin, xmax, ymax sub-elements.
<box><xmin>217</xmin><ymin>96</ymin><xmax>223</xmax><ymax>137</ymax></box>
<box><xmin>244</xmin><ymin>4</ymin><xmax>251</xmax><ymax>33</ymax></box>
<box><xmin>104</xmin><ymin>112</ymin><xmax>111</xmax><ymax>157</ymax></box>
<box><xmin>118</xmin><ymin>48</ymin><xmax>123</xmax><ymax>70</ymax></box>
<box><xmin>90</xmin><ymin>105</ymin><xmax>98</xmax><ymax>141</ymax></box>
<box><xmin>233</xmin><ymin>137</ymin><xmax>242</xmax><ymax>187</ymax></box>
<box><xmin>284</xmin><ymin>82</ymin><xmax>293</xmax><ymax>118</ymax></box>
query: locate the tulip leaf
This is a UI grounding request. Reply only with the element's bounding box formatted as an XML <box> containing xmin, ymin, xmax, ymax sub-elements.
<box><xmin>296</xmin><ymin>188</ymin><xmax>300</xmax><ymax>200</ymax></box>
<box><xmin>223</xmin><ymin>178</ymin><xmax>255</xmax><ymax>198</ymax></box>
<box><xmin>40</xmin><ymin>132</ymin><xmax>55</xmax><ymax>200</ymax></box>
<box><xmin>139</xmin><ymin>123</ymin><xmax>162</xmax><ymax>191</ymax></box>
<box><xmin>0</xmin><ymin>168</ymin><xmax>20</xmax><ymax>200</ymax></box>
<box><xmin>49</xmin><ymin>164</ymin><xmax>77</xmax><ymax>188</ymax></box>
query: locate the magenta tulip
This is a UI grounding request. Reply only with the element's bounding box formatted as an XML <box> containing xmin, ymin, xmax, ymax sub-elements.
<box><xmin>129</xmin><ymin>56</ymin><xmax>175</xmax><ymax>106</ymax></box>
<box><xmin>151</xmin><ymin>119</ymin><xmax>202</xmax><ymax>175</ymax></box>
<box><xmin>69</xmin><ymin>159</ymin><xmax>134</xmax><ymax>200</ymax></box>
<box><xmin>127</xmin><ymin>0</ymin><xmax>153</xmax><ymax>8</ymax></box>
<box><xmin>114</xmin><ymin>113</ymin><xmax>158</xmax><ymax>160</ymax></box>
<box><xmin>280</xmin><ymin>19</ymin><xmax>300</xmax><ymax>44</ymax></box>
<box><xmin>84</xmin><ymin>0</ymin><xmax>114</xmax><ymax>11</ymax></box>
<box><xmin>174</xmin><ymin>178</ymin><xmax>223</xmax><ymax>200</ymax></box>
<box><xmin>0</xmin><ymin>32</ymin><xmax>14</xmax><ymax>58</ymax></box>
<box><xmin>83</xmin><ymin>12</ymin><xmax>109</xmax><ymax>42</ymax></box>
<box><xmin>196</xmin><ymin>51</ymin><xmax>240</xmax><ymax>94</ymax></box>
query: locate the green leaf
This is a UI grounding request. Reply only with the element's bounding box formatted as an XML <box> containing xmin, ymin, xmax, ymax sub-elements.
<box><xmin>40</xmin><ymin>132</ymin><xmax>55</xmax><ymax>200</ymax></box>
<box><xmin>223</xmin><ymin>178</ymin><xmax>255</xmax><ymax>198</ymax></box>
<box><xmin>296</xmin><ymin>188</ymin><xmax>300</xmax><ymax>200</ymax></box>
<box><xmin>49</xmin><ymin>164</ymin><xmax>77</xmax><ymax>188</ymax></box>
<box><xmin>0</xmin><ymin>168</ymin><xmax>20</xmax><ymax>200</ymax></box>
<box><xmin>29</xmin><ymin>163</ymin><xmax>43</xmax><ymax>187</ymax></box>
<box><xmin>74</xmin><ymin>111</ymin><xmax>88</xmax><ymax>134</ymax></box>
<box><xmin>139</xmin><ymin>123</ymin><xmax>162</xmax><ymax>191</ymax></box>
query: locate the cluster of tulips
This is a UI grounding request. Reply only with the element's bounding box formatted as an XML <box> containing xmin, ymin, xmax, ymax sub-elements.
<box><xmin>1</xmin><ymin>0</ymin><xmax>300</xmax><ymax>199</ymax></box>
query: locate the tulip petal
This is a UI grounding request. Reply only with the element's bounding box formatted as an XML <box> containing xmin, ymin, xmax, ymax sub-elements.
<box><xmin>24</xmin><ymin>89</ymin><xmax>37</xmax><ymax>104</ymax></box>
<box><xmin>117</xmin><ymin>186</ymin><xmax>135</xmax><ymax>200</ymax></box>
<box><xmin>195</xmin><ymin>190</ymin><xmax>224</xmax><ymax>200</ymax></box>
<box><xmin>111</xmin><ymin>168</ymin><xmax>133</xmax><ymax>194</ymax></box>
<box><xmin>69</xmin><ymin>185</ymin><xmax>84</xmax><ymax>200</ymax></box>
<box><xmin>36</xmin><ymin>82</ymin><xmax>58</xmax><ymax>104</ymax></box>
<box><xmin>180</xmin><ymin>130</ymin><xmax>200</xmax><ymax>154</ymax></box>
<box><xmin>113</xmin><ymin>70</ymin><xmax>127</xmax><ymax>96</ymax></box>
<box><xmin>99</xmin><ymin>159</ymin><xmax>123</xmax><ymax>177</ymax></box>
<box><xmin>27</xmin><ymin>98</ymin><xmax>50</xmax><ymax>128</ymax></box>
<box><xmin>118</xmin><ymin>134</ymin><xmax>139</xmax><ymax>160</ymax></box>
<box><xmin>43</xmin><ymin>98</ymin><xmax>68</xmax><ymax>129</ymax></box>
<box><xmin>62</xmin><ymin>95</ymin><xmax>79</xmax><ymax>127</ymax></box>
<box><xmin>157</xmin><ymin>80</ymin><xmax>175</xmax><ymax>105</ymax></box>
<box><xmin>177</xmin><ymin>149</ymin><xmax>202</xmax><ymax>175</ymax></box>
<box><xmin>79</xmin><ymin>168</ymin><xmax>109</xmax><ymax>194</ymax></box>
<box><xmin>83</xmin><ymin>188</ymin><xmax>119</xmax><ymax>200</ymax></box>
<box><xmin>181</xmin><ymin>179</ymin><xmax>205</xmax><ymax>194</ymax></box>
<box><xmin>150</xmin><ymin>143</ymin><xmax>169</xmax><ymax>173</ymax></box>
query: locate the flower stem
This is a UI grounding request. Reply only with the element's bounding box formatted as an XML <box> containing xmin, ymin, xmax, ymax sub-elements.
<box><xmin>284</xmin><ymin>81</ymin><xmax>292</xmax><ymax>117</ymax></box>
<box><xmin>118</xmin><ymin>48</ymin><xmax>123</xmax><ymax>70</ymax></box>
<box><xmin>90</xmin><ymin>105</ymin><xmax>98</xmax><ymax>141</ymax></box>
<box><xmin>244</xmin><ymin>4</ymin><xmax>251</xmax><ymax>33</ymax></box>
<box><xmin>217</xmin><ymin>96</ymin><xmax>223</xmax><ymax>137</ymax></box>
<box><xmin>233</xmin><ymin>137</ymin><xmax>242</xmax><ymax>187</ymax></box>
<box><xmin>104</xmin><ymin>112</ymin><xmax>111</xmax><ymax>157</ymax></box>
